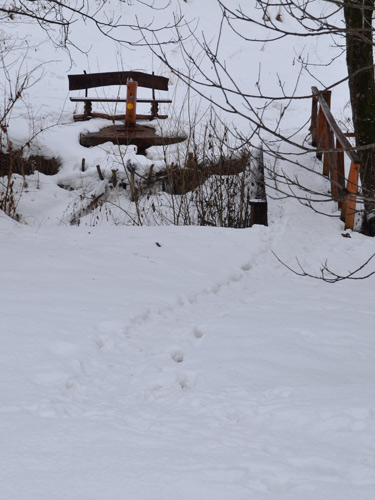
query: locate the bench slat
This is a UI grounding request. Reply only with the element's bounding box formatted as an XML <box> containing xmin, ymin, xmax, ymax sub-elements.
<box><xmin>73</xmin><ymin>112</ymin><xmax>168</xmax><ymax>121</ymax></box>
<box><xmin>70</xmin><ymin>97</ymin><xmax>172</xmax><ymax>103</ymax></box>
<box><xmin>68</xmin><ymin>71</ymin><xmax>169</xmax><ymax>91</ymax></box>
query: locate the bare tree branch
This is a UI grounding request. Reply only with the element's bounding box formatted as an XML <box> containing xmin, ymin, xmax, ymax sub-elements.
<box><xmin>272</xmin><ymin>250</ymin><xmax>375</xmax><ymax>282</ymax></box>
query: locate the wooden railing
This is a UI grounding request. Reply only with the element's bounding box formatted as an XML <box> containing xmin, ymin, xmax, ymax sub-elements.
<box><xmin>310</xmin><ymin>86</ymin><xmax>360</xmax><ymax>230</ymax></box>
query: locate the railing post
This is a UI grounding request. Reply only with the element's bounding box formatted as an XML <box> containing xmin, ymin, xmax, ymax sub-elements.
<box><xmin>316</xmin><ymin>90</ymin><xmax>331</xmax><ymax>162</ymax></box>
<box><xmin>316</xmin><ymin>107</ymin><xmax>325</xmax><ymax>160</ymax></box>
<box><xmin>342</xmin><ymin>161</ymin><xmax>360</xmax><ymax>230</ymax></box>
<box><xmin>310</xmin><ymin>94</ymin><xmax>318</xmax><ymax>146</ymax></box>
<box><xmin>334</xmin><ymin>138</ymin><xmax>345</xmax><ymax>207</ymax></box>
<box><xmin>125</xmin><ymin>79</ymin><xmax>138</xmax><ymax>127</ymax></box>
<box><xmin>323</xmin><ymin>126</ymin><xmax>334</xmax><ymax>177</ymax></box>
<box><xmin>321</xmin><ymin>90</ymin><xmax>331</xmax><ymax>110</ymax></box>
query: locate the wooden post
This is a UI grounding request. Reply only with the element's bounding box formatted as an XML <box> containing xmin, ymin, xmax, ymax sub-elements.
<box><xmin>151</xmin><ymin>71</ymin><xmax>158</xmax><ymax>119</ymax></box>
<box><xmin>334</xmin><ymin>138</ymin><xmax>345</xmax><ymax>207</ymax></box>
<box><xmin>250</xmin><ymin>200</ymin><xmax>268</xmax><ymax>226</ymax></box>
<box><xmin>316</xmin><ymin>90</ymin><xmax>331</xmax><ymax>163</ymax></box>
<box><xmin>310</xmin><ymin>94</ymin><xmax>318</xmax><ymax>146</ymax></box>
<box><xmin>249</xmin><ymin>148</ymin><xmax>268</xmax><ymax>226</ymax></box>
<box><xmin>342</xmin><ymin>161</ymin><xmax>360</xmax><ymax>230</ymax></box>
<box><xmin>125</xmin><ymin>79</ymin><xmax>138</xmax><ymax>127</ymax></box>
<box><xmin>316</xmin><ymin>106</ymin><xmax>325</xmax><ymax>160</ymax></box>
<box><xmin>111</xmin><ymin>169</ymin><xmax>117</xmax><ymax>187</ymax></box>
<box><xmin>322</xmin><ymin>90</ymin><xmax>331</xmax><ymax>110</ymax></box>
<box><xmin>83</xmin><ymin>70</ymin><xmax>88</xmax><ymax>97</ymax></box>
<box><xmin>96</xmin><ymin>164</ymin><xmax>104</xmax><ymax>180</ymax></box>
<box><xmin>323</xmin><ymin>126</ymin><xmax>334</xmax><ymax>177</ymax></box>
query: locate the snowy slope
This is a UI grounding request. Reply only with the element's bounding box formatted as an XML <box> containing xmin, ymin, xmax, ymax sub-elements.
<box><xmin>1</xmin><ymin>196</ymin><xmax>375</xmax><ymax>500</ymax></box>
<box><xmin>1</xmin><ymin>2</ymin><xmax>375</xmax><ymax>499</ymax></box>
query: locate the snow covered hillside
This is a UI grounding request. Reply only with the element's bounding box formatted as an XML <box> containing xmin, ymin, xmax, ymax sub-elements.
<box><xmin>1</xmin><ymin>2</ymin><xmax>375</xmax><ymax>499</ymax></box>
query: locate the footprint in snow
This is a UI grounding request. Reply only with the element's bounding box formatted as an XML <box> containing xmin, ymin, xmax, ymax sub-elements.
<box><xmin>171</xmin><ymin>351</ymin><xmax>184</xmax><ymax>363</ymax></box>
<box><xmin>193</xmin><ymin>327</ymin><xmax>204</xmax><ymax>339</ymax></box>
<box><xmin>178</xmin><ymin>372</ymin><xmax>194</xmax><ymax>390</ymax></box>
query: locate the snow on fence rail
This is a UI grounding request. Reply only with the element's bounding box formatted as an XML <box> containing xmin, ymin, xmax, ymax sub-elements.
<box><xmin>310</xmin><ymin>86</ymin><xmax>360</xmax><ymax>230</ymax></box>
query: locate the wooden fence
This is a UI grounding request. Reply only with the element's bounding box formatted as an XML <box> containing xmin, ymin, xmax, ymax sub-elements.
<box><xmin>310</xmin><ymin>86</ymin><xmax>360</xmax><ymax>230</ymax></box>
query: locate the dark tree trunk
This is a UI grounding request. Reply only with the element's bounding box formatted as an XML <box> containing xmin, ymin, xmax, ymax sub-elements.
<box><xmin>344</xmin><ymin>0</ymin><xmax>375</xmax><ymax>235</ymax></box>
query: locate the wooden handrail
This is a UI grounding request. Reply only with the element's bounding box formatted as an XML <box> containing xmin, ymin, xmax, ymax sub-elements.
<box><xmin>311</xmin><ymin>87</ymin><xmax>360</xmax><ymax>164</ymax></box>
<box><xmin>311</xmin><ymin>87</ymin><xmax>360</xmax><ymax>230</ymax></box>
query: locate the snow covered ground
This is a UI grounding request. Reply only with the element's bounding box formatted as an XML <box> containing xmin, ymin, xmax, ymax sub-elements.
<box><xmin>2</xmin><ymin>190</ymin><xmax>375</xmax><ymax>500</ymax></box>
<box><xmin>1</xmin><ymin>1</ymin><xmax>375</xmax><ymax>499</ymax></box>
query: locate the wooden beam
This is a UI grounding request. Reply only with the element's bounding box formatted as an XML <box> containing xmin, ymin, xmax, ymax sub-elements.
<box><xmin>68</xmin><ymin>71</ymin><xmax>169</xmax><ymax>91</ymax></box>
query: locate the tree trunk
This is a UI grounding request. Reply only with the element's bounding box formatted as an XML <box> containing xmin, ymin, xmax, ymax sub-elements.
<box><xmin>344</xmin><ymin>0</ymin><xmax>375</xmax><ymax>235</ymax></box>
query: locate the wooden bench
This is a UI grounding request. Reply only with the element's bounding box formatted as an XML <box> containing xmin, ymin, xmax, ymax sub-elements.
<box><xmin>68</xmin><ymin>70</ymin><xmax>172</xmax><ymax>124</ymax></box>
<box><xmin>68</xmin><ymin>70</ymin><xmax>187</xmax><ymax>153</ymax></box>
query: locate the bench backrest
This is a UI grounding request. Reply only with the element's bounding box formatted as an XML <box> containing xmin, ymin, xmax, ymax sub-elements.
<box><xmin>68</xmin><ymin>71</ymin><xmax>169</xmax><ymax>92</ymax></box>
